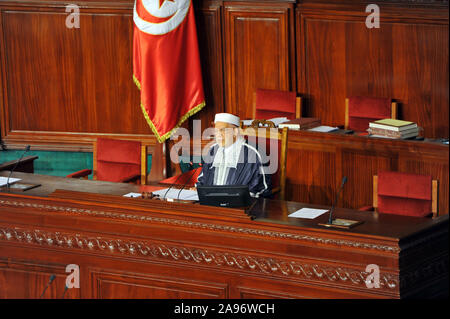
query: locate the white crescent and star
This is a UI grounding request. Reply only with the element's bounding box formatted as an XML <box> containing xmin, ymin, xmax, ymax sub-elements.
<box><xmin>134</xmin><ymin>0</ymin><xmax>190</xmax><ymax>35</ymax></box>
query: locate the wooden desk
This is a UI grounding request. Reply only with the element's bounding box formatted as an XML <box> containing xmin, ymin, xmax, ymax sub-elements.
<box><xmin>0</xmin><ymin>155</ymin><xmax>38</xmax><ymax>173</ymax></box>
<box><xmin>0</xmin><ymin>172</ymin><xmax>448</xmax><ymax>299</ymax></box>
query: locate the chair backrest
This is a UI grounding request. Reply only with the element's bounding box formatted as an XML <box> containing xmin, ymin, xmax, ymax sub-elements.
<box><xmin>253</xmin><ymin>89</ymin><xmax>302</xmax><ymax>120</ymax></box>
<box><xmin>345</xmin><ymin>97</ymin><xmax>397</xmax><ymax>132</ymax></box>
<box><xmin>94</xmin><ymin>138</ymin><xmax>147</xmax><ymax>184</ymax></box>
<box><xmin>373</xmin><ymin>171</ymin><xmax>438</xmax><ymax>217</ymax></box>
<box><xmin>241</xmin><ymin>126</ymin><xmax>288</xmax><ymax>200</ymax></box>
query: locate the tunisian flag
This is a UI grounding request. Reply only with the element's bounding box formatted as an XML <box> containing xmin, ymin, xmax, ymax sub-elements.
<box><xmin>133</xmin><ymin>0</ymin><xmax>205</xmax><ymax>142</ymax></box>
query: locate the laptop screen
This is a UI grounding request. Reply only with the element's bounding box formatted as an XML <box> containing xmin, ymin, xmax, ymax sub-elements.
<box><xmin>197</xmin><ymin>185</ymin><xmax>251</xmax><ymax>208</ymax></box>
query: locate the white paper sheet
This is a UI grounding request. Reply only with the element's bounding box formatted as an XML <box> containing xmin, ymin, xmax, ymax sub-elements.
<box><xmin>123</xmin><ymin>192</ymin><xmax>142</xmax><ymax>198</ymax></box>
<box><xmin>288</xmin><ymin>208</ymin><xmax>329</xmax><ymax>219</ymax></box>
<box><xmin>307</xmin><ymin>125</ymin><xmax>339</xmax><ymax>133</ymax></box>
<box><xmin>152</xmin><ymin>188</ymin><xmax>199</xmax><ymax>201</ymax></box>
<box><xmin>0</xmin><ymin>176</ymin><xmax>21</xmax><ymax>187</ymax></box>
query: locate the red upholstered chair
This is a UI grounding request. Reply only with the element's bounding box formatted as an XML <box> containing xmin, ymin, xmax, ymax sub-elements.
<box><xmin>67</xmin><ymin>138</ymin><xmax>148</xmax><ymax>184</ymax></box>
<box><xmin>158</xmin><ymin>167</ymin><xmax>202</xmax><ymax>188</ymax></box>
<box><xmin>345</xmin><ymin>97</ymin><xmax>397</xmax><ymax>132</ymax></box>
<box><xmin>361</xmin><ymin>171</ymin><xmax>438</xmax><ymax>217</ymax></box>
<box><xmin>253</xmin><ymin>89</ymin><xmax>302</xmax><ymax>120</ymax></box>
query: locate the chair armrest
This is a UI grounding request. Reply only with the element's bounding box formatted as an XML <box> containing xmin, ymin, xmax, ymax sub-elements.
<box><xmin>66</xmin><ymin>169</ymin><xmax>92</xmax><ymax>179</ymax></box>
<box><xmin>358</xmin><ymin>205</ymin><xmax>374</xmax><ymax>211</ymax></box>
<box><xmin>120</xmin><ymin>173</ymin><xmax>141</xmax><ymax>184</ymax></box>
<box><xmin>271</xmin><ymin>187</ymin><xmax>280</xmax><ymax>195</ymax></box>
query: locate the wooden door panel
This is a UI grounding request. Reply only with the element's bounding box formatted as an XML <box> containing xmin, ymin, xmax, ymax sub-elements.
<box><xmin>224</xmin><ymin>2</ymin><xmax>294</xmax><ymax>120</ymax></box>
<box><xmin>191</xmin><ymin>3</ymin><xmax>224</xmax><ymax>129</ymax></box>
<box><xmin>0</xmin><ymin>259</ymin><xmax>79</xmax><ymax>299</ymax></box>
<box><xmin>286</xmin><ymin>145</ymin><xmax>336</xmax><ymax>205</ymax></box>
<box><xmin>297</xmin><ymin>3</ymin><xmax>449</xmax><ymax>138</ymax></box>
<box><xmin>90</xmin><ymin>269</ymin><xmax>228</xmax><ymax>299</ymax></box>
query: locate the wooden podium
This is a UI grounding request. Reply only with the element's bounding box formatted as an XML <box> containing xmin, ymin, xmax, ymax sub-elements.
<box><xmin>0</xmin><ymin>171</ymin><xmax>448</xmax><ymax>299</ymax></box>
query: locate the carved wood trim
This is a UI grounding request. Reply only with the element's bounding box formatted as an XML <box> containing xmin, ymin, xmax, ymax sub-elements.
<box><xmin>0</xmin><ymin>226</ymin><xmax>400</xmax><ymax>292</ymax></box>
<box><xmin>0</xmin><ymin>198</ymin><xmax>400</xmax><ymax>253</ymax></box>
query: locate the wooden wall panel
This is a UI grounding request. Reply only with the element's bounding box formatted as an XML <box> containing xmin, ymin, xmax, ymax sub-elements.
<box><xmin>298</xmin><ymin>17</ymin><xmax>347</xmax><ymax>126</ymax></box>
<box><xmin>191</xmin><ymin>1</ymin><xmax>224</xmax><ymax>129</ymax></box>
<box><xmin>392</xmin><ymin>23</ymin><xmax>449</xmax><ymax>138</ymax></box>
<box><xmin>286</xmin><ymin>142</ymin><xmax>336</xmax><ymax>205</ymax></box>
<box><xmin>0</xmin><ymin>259</ymin><xmax>79</xmax><ymax>299</ymax></box>
<box><xmin>297</xmin><ymin>2</ymin><xmax>449</xmax><ymax>138</ymax></box>
<box><xmin>2</xmin><ymin>9</ymin><xmax>147</xmax><ymax>134</ymax></box>
<box><xmin>224</xmin><ymin>1</ymin><xmax>295</xmax><ymax>120</ymax></box>
<box><xmin>340</xmin><ymin>149</ymin><xmax>397</xmax><ymax>209</ymax></box>
<box><xmin>90</xmin><ymin>269</ymin><xmax>228</xmax><ymax>299</ymax></box>
<box><xmin>0</xmin><ymin>1</ymin><xmax>155</xmax><ymax>150</ymax></box>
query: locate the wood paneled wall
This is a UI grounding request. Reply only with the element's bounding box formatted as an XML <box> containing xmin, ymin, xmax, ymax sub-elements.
<box><xmin>0</xmin><ymin>0</ymin><xmax>155</xmax><ymax>151</ymax></box>
<box><xmin>1</xmin><ymin>0</ymin><xmax>448</xmax><ymax>151</ymax></box>
<box><xmin>297</xmin><ymin>1</ymin><xmax>449</xmax><ymax>138</ymax></box>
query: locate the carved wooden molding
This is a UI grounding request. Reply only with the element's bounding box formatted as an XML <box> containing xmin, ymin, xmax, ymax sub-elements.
<box><xmin>0</xmin><ymin>199</ymin><xmax>400</xmax><ymax>253</ymax></box>
<box><xmin>0</xmin><ymin>226</ymin><xmax>399</xmax><ymax>291</ymax></box>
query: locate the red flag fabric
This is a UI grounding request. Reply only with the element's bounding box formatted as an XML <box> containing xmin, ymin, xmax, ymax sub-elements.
<box><xmin>133</xmin><ymin>0</ymin><xmax>205</xmax><ymax>143</ymax></box>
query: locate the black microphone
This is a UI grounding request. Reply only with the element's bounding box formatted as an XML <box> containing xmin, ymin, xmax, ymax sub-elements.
<box><xmin>162</xmin><ymin>161</ymin><xmax>193</xmax><ymax>199</ymax></box>
<box><xmin>177</xmin><ymin>162</ymin><xmax>201</xmax><ymax>200</ymax></box>
<box><xmin>6</xmin><ymin>145</ymin><xmax>31</xmax><ymax>191</ymax></box>
<box><xmin>40</xmin><ymin>274</ymin><xmax>56</xmax><ymax>298</ymax></box>
<box><xmin>328</xmin><ymin>176</ymin><xmax>348</xmax><ymax>224</ymax></box>
<box><xmin>60</xmin><ymin>285</ymin><xmax>69</xmax><ymax>299</ymax></box>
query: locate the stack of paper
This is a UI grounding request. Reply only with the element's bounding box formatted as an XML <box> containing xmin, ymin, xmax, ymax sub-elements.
<box><xmin>0</xmin><ymin>176</ymin><xmax>21</xmax><ymax>187</ymax></box>
<box><xmin>151</xmin><ymin>188</ymin><xmax>199</xmax><ymax>201</ymax></box>
<box><xmin>123</xmin><ymin>192</ymin><xmax>142</xmax><ymax>198</ymax></box>
<box><xmin>288</xmin><ymin>208</ymin><xmax>329</xmax><ymax>219</ymax></box>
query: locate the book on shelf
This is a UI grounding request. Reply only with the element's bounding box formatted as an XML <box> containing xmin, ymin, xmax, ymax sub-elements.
<box><xmin>368</xmin><ymin>127</ymin><xmax>419</xmax><ymax>139</ymax></box>
<box><xmin>369</xmin><ymin>119</ymin><xmax>417</xmax><ymax>132</ymax></box>
<box><xmin>278</xmin><ymin>117</ymin><xmax>320</xmax><ymax>130</ymax></box>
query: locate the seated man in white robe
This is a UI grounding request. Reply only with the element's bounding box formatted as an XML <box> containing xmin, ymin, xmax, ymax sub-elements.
<box><xmin>196</xmin><ymin>113</ymin><xmax>272</xmax><ymax>198</ymax></box>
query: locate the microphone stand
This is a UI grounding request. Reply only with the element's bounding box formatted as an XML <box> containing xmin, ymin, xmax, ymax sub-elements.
<box><xmin>319</xmin><ymin>176</ymin><xmax>363</xmax><ymax>229</ymax></box>
<box><xmin>327</xmin><ymin>177</ymin><xmax>347</xmax><ymax>225</ymax></box>
<box><xmin>6</xmin><ymin>145</ymin><xmax>30</xmax><ymax>191</ymax></box>
<box><xmin>177</xmin><ymin>163</ymin><xmax>201</xmax><ymax>200</ymax></box>
<box><xmin>162</xmin><ymin>162</ymin><xmax>193</xmax><ymax>200</ymax></box>
<box><xmin>40</xmin><ymin>274</ymin><xmax>56</xmax><ymax>298</ymax></box>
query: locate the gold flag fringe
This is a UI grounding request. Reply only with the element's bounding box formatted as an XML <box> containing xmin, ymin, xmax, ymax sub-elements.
<box><xmin>133</xmin><ymin>74</ymin><xmax>206</xmax><ymax>143</ymax></box>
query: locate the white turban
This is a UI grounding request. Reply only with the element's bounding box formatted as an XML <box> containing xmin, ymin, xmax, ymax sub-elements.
<box><xmin>214</xmin><ymin>113</ymin><xmax>240</xmax><ymax>127</ymax></box>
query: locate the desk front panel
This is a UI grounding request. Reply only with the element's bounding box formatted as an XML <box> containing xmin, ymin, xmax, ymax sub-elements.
<box><xmin>0</xmin><ymin>178</ymin><xmax>448</xmax><ymax>299</ymax></box>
